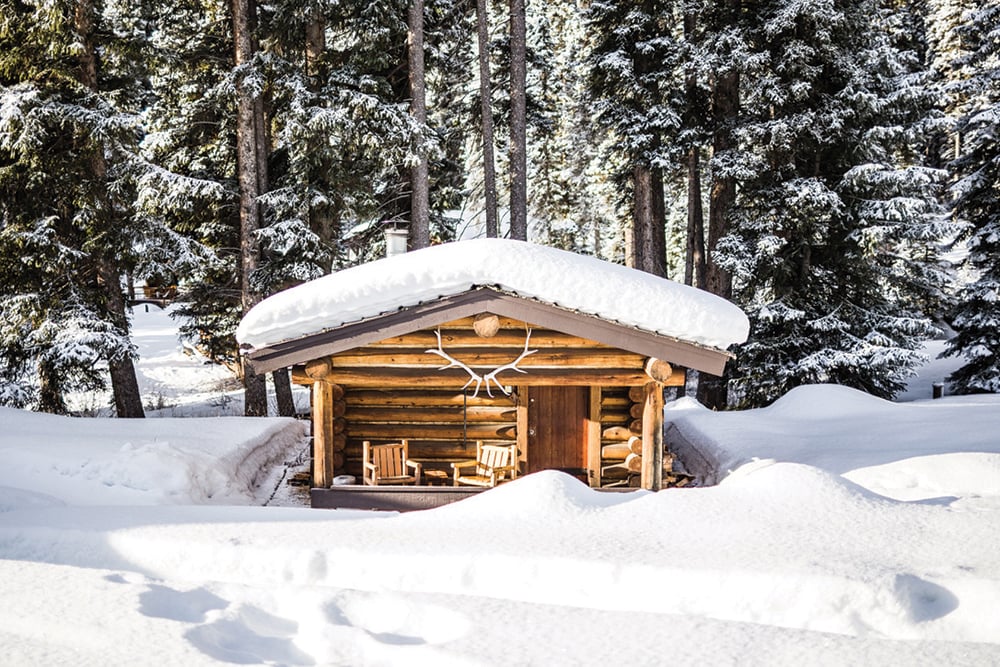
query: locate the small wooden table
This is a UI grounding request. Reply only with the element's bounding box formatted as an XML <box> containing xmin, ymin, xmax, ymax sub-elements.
<box><xmin>423</xmin><ymin>470</ymin><xmax>451</xmax><ymax>486</ymax></box>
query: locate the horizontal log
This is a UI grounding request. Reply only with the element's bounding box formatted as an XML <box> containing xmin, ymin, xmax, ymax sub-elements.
<box><xmin>629</xmin><ymin>436</ymin><xmax>643</xmax><ymax>456</ymax></box>
<box><xmin>600</xmin><ymin>396</ymin><xmax>630</xmax><ymax>409</ymax></box>
<box><xmin>333</xmin><ymin>417</ymin><xmax>346</xmax><ymax>434</ymax></box>
<box><xmin>369</xmin><ymin>328</ymin><xmax>612</xmax><ymax>350</ymax></box>
<box><xmin>629</xmin><ymin>403</ymin><xmax>644</xmax><ymax>419</ymax></box>
<box><xmin>600</xmin><ymin>463</ymin><xmax>631</xmax><ymax>480</ymax></box>
<box><xmin>438</xmin><ymin>315</ymin><xmax>530</xmax><ymax>330</ymax></box>
<box><xmin>325</xmin><ymin>368</ymin><xmax>652</xmax><ymax>387</ymax></box>
<box><xmin>601</xmin><ymin>443</ymin><xmax>631</xmax><ymax>460</ymax></box>
<box><xmin>602</xmin><ymin>426</ymin><xmax>633</xmax><ymax>441</ymax></box>
<box><xmin>601</xmin><ymin>410</ymin><xmax>630</xmax><ymax>425</ymax></box>
<box><xmin>629</xmin><ymin>419</ymin><xmax>643</xmax><ymax>434</ymax></box>
<box><xmin>333</xmin><ymin>400</ymin><xmax>346</xmax><ymax>418</ymax></box>
<box><xmin>628</xmin><ymin>386</ymin><xmax>645</xmax><ymax>402</ymax></box>
<box><xmin>332</xmin><ymin>433</ymin><xmax>346</xmax><ymax>452</ymax></box>
<box><xmin>345</xmin><ymin>390</ymin><xmax>514</xmax><ymax>408</ymax></box>
<box><xmin>332</xmin><ymin>347</ymin><xmax>646</xmax><ymax>369</ymax></box>
<box><xmin>291</xmin><ymin>368</ymin><xmax>346</xmax><ymax>398</ymax></box>
<box><xmin>625</xmin><ymin>453</ymin><xmax>643</xmax><ymax>473</ymax></box>
<box><xmin>345</xmin><ymin>423</ymin><xmax>517</xmax><ymax>441</ymax></box>
<box><xmin>347</xmin><ymin>406</ymin><xmax>517</xmax><ymax>423</ymax></box>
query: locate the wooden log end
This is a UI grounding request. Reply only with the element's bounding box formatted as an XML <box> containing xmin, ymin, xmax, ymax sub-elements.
<box><xmin>473</xmin><ymin>312</ymin><xmax>501</xmax><ymax>338</ymax></box>
<box><xmin>644</xmin><ymin>358</ymin><xmax>674</xmax><ymax>384</ymax></box>
<box><xmin>305</xmin><ymin>357</ymin><xmax>333</xmax><ymax>380</ymax></box>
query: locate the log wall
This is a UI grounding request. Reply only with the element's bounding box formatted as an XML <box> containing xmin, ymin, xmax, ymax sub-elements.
<box><xmin>294</xmin><ymin>316</ymin><xmax>684</xmax><ymax>484</ymax></box>
<box><xmin>339</xmin><ymin>387</ymin><xmax>517</xmax><ymax>478</ymax></box>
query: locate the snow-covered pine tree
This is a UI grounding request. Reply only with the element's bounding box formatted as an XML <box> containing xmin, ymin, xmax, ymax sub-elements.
<box><xmin>143</xmin><ymin>0</ymin><xmax>430</xmax><ymax>374</ymax></box>
<box><xmin>718</xmin><ymin>0</ymin><xmax>947</xmax><ymax>407</ymax></box>
<box><xmin>527</xmin><ymin>2</ymin><xmax>617</xmax><ymax>256</ymax></box>
<box><xmin>0</xmin><ymin>0</ymin><xmax>188</xmax><ymax>415</ymax></box>
<box><xmin>586</xmin><ymin>0</ymin><xmax>685</xmax><ymax>277</ymax></box>
<box><xmin>941</xmin><ymin>4</ymin><xmax>1000</xmax><ymax>393</ymax></box>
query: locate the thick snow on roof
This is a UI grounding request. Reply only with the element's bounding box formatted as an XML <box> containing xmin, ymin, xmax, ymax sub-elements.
<box><xmin>236</xmin><ymin>238</ymin><xmax>749</xmax><ymax>351</ymax></box>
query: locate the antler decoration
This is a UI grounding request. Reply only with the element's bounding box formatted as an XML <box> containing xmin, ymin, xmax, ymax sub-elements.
<box><xmin>426</xmin><ymin>328</ymin><xmax>537</xmax><ymax>398</ymax></box>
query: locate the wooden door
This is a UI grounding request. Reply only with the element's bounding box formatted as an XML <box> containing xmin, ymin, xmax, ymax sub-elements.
<box><xmin>526</xmin><ymin>386</ymin><xmax>589</xmax><ymax>474</ymax></box>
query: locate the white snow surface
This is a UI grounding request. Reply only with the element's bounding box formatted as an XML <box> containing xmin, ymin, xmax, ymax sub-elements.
<box><xmin>236</xmin><ymin>238</ymin><xmax>750</xmax><ymax>351</ymax></box>
<box><xmin>2</xmin><ymin>312</ymin><xmax>1000</xmax><ymax>665</ymax></box>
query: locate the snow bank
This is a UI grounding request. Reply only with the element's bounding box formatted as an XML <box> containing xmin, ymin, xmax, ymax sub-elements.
<box><xmin>236</xmin><ymin>238</ymin><xmax>750</xmax><ymax>351</ymax></box>
<box><xmin>0</xmin><ymin>407</ymin><xmax>308</xmax><ymax>506</ymax></box>
<box><xmin>2</xmin><ymin>468</ymin><xmax>998</xmax><ymax>665</ymax></box>
<box><xmin>665</xmin><ymin>384</ymin><xmax>1000</xmax><ymax>499</ymax></box>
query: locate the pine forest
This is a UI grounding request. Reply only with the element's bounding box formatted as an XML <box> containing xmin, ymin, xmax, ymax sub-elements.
<box><xmin>1</xmin><ymin>0</ymin><xmax>998</xmax><ymax>416</ymax></box>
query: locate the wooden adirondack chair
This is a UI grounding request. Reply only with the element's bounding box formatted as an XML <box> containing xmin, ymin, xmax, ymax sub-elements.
<box><xmin>362</xmin><ymin>440</ymin><xmax>422</xmax><ymax>486</ymax></box>
<box><xmin>452</xmin><ymin>441</ymin><xmax>519</xmax><ymax>487</ymax></box>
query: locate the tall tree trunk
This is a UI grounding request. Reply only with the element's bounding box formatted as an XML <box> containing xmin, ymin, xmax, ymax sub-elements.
<box><xmin>273</xmin><ymin>367</ymin><xmax>296</xmax><ymax>417</ymax></box>
<box><xmin>706</xmin><ymin>67</ymin><xmax>737</xmax><ymax>302</ymax></box>
<box><xmin>408</xmin><ymin>0</ymin><xmax>430</xmax><ymax>249</ymax></box>
<box><xmin>683</xmin><ymin>6</ymin><xmax>706</xmax><ymax>289</ymax></box>
<box><xmin>100</xmin><ymin>263</ymin><xmax>146</xmax><ymax>417</ymax></box>
<box><xmin>686</xmin><ymin>147</ymin><xmax>706</xmax><ymax>288</ymax></box>
<box><xmin>649</xmin><ymin>167</ymin><xmax>667</xmax><ymax>277</ymax></box>
<box><xmin>37</xmin><ymin>358</ymin><xmax>67</xmax><ymax>415</ymax></box>
<box><xmin>305</xmin><ymin>13</ymin><xmax>340</xmax><ymax>271</ymax></box>
<box><xmin>232</xmin><ymin>0</ymin><xmax>268</xmax><ymax>416</ymax></box>
<box><xmin>508</xmin><ymin>0</ymin><xmax>527</xmax><ymax>240</ymax></box>
<box><xmin>477</xmin><ymin>0</ymin><xmax>499</xmax><ymax>237</ymax></box>
<box><xmin>630</xmin><ymin>166</ymin><xmax>650</xmax><ymax>271</ymax></box>
<box><xmin>629</xmin><ymin>33</ymin><xmax>667</xmax><ymax>278</ymax></box>
<box><xmin>698</xmin><ymin>62</ymin><xmax>739</xmax><ymax>410</ymax></box>
<box><xmin>75</xmin><ymin>0</ymin><xmax>144</xmax><ymax>418</ymax></box>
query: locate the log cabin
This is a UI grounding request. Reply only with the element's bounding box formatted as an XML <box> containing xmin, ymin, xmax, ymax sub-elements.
<box><xmin>236</xmin><ymin>239</ymin><xmax>749</xmax><ymax>509</ymax></box>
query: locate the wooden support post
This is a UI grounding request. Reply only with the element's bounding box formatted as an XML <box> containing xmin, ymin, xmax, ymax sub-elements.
<box><xmin>641</xmin><ymin>381</ymin><xmax>664</xmax><ymax>491</ymax></box>
<box><xmin>587</xmin><ymin>386</ymin><xmax>602</xmax><ymax>487</ymax></box>
<box><xmin>312</xmin><ymin>380</ymin><xmax>336</xmax><ymax>488</ymax></box>
<box><xmin>516</xmin><ymin>386</ymin><xmax>529</xmax><ymax>472</ymax></box>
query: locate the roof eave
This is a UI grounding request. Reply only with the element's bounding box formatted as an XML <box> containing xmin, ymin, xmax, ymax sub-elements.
<box><xmin>243</xmin><ymin>287</ymin><xmax>735</xmax><ymax>376</ymax></box>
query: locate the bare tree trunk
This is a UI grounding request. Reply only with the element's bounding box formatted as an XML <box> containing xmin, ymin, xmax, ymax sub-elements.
<box><xmin>75</xmin><ymin>0</ymin><xmax>144</xmax><ymax>418</ymax></box>
<box><xmin>706</xmin><ymin>67</ymin><xmax>737</xmax><ymax>302</ymax></box>
<box><xmin>508</xmin><ymin>0</ymin><xmax>527</xmax><ymax>240</ymax></box>
<box><xmin>631</xmin><ymin>166</ymin><xmax>667</xmax><ymax>277</ymax></box>
<box><xmin>232</xmin><ymin>0</ymin><xmax>268</xmax><ymax>416</ymax></box>
<box><xmin>477</xmin><ymin>0</ymin><xmax>499</xmax><ymax>238</ymax></box>
<box><xmin>649</xmin><ymin>167</ymin><xmax>667</xmax><ymax>277</ymax></box>
<box><xmin>698</xmin><ymin>61</ymin><xmax>739</xmax><ymax>411</ymax></box>
<box><xmin>630</xmin><ymin>165</ymin><xmax>650</xmax><ymax>271</ymax></box>
<box><xmin>408</xmin><ymin>0</ymin><xmax>430</xmax><ymax>249</ymax></box>
<box><xmin>37</xmin><ymin>359</ymin><xmax>67</xmax><ymax>415</ymax></box>
<box><xmin>305</xmin><ymin>15</ymin><xmax>324</xmax><ymax>78</ymax></box>
<box><xmin>100</xmin><ymin>263</ymin><xmax>146</xmax><ymax>417</ymax></box>
<box><xmin>273</xmin><ymin>367</ymin><xmax>296</xmax><ymax>417</ymax></box>
<box><xmin>686</xmin><ymin>146</ymin><xmax>706</xmax><ymax>288</ymax></box>
<box><xmin>683</xmin><ymin>6</ymin><xmax>706</xmax><ymax>289</ymax></box>
<box><xmin>305</xmin><ymin>13</ymin><xmax>341</xmax><ymax>271</ymax></box>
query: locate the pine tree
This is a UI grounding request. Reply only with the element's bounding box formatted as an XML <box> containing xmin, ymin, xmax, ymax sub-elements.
<box><xmin>941</xmin><ymin>4</ymin><xmax>1000</xmax><ymax>393</ymax></box>
<box><xmin>586</xmin><ymin>0</ymin><xmax>685</xmax><ymax>276</ymax></box>
<box><xmin>0</xmin><ymin>0</ymin><xmax>188</xmax><ymax>415</ymax></box>
<box><xmin>719</xmin><ymin>0</ymin><xmax>947</xmax><ymax>407</ymax></box>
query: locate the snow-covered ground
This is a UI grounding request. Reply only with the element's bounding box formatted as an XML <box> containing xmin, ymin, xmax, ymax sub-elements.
<box><xmin>69</xmin><ymin>304</ymin><xmax>309</xmax><ymax>418</ymax></box>
<box><xmin>2</xmin><ymin>307</ymin><xmax>999</xmax><ymax>665</ymax></box>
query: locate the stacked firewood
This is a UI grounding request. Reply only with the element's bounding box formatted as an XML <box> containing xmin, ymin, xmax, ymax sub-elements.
<box><xmin>599</xmin><ymin>387</ymin><xmax>693</xmax><ymax>488</ymax></box>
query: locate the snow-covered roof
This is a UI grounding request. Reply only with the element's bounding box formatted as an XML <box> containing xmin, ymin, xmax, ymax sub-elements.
<box><xmin>236</xmin><ymin>238</ymin><xmax>749</xmax><ymax>352</ymax></box>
